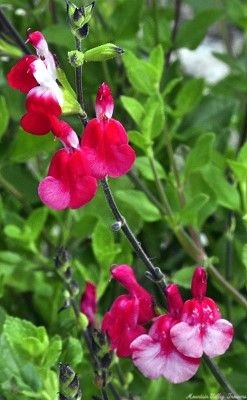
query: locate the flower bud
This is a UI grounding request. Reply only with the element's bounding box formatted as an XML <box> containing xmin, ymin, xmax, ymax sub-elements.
<box><xmin>66</xmin><ymin>0</ymin><xmax>94</xmax><ymax>30</ymax></box>
<box><xmin>59</xmin><ymin>363</ymin><xmax>82</xmax><ymax>400</ymax></box>
<box><xmin>68</xmin><ymin>50</ymin><xmax>84</xmax><ymax>67</ymax></box>
<box><xmin>84</xmin><ymin>44</ymin><xmax>124</xmax><ymax>63</ymax></box>
<box><xmin>191</xmin><ymin>266</ymin><xmax>207</xmax><ymax>300</ymax></box>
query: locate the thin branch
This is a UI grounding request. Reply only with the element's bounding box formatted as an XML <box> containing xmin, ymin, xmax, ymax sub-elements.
<box><xmin>100</xmin><ymin>177</ymin><xmax>168</xmax><ymax>289</ymax></box>
<box><xmin>0</xmin><ymin>8</ymin><xmax>31</xmax><ymax>54</ymax></box>
<box><xmin>203</xmin><ymin>355</ymin><xmax>239</xmax><ymax>397</ymax></box>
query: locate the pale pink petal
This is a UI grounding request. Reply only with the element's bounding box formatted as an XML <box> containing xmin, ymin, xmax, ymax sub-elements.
<box><xmin>170</xmin><ymin>321</ymin><xmax>203</xmax><ymax>358</ymax></box>
<box><xmin>38</xmin><ymin>176</ymin><xmax>70</xmax><ymax>210</ymax></box>
<box><xmin>160</xmin><ymin>350</ymin><xmax>200</xmax><ymax>384</ymax></box>
<box><xmin>131</xmin><ymin>334</ymin><xmax>200</xmax><ymax>383</ymax></box>
<box><xmin>131</xmin><ymin>335</ymin><xmax>165</xmax><ymax>379</ymax></box>
<box><xmin>202</xmin><ymin>319</ymin><xmax>234</xmax><ymax>358</ymax></box>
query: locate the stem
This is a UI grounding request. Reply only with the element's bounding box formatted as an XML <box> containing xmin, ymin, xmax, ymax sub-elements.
<box><xmin>0</xmin><ymin>9</ymin><xmax>31</xmax><ymax>55</ymax></box>
<box><xmin>148</xmin><ymin>154</ymin><xmax>173</xmax><ymax>218</ymax></box>
<box><xmin>100</xmin><ymin>177</ymin><xmax>168</xmax><ymax>289</ymax></box>
<box><xmin>75</xmin><ymin>37</ymin><xmax>88</xmax><ymax>127</ymax></box>
<box><xmin>203</xmin><ymin>355</ymin><xmax>239</xmax><ymax>397</ymax></box>
<box><xmin>165</xmin><ymin>0</ymin><xmax>182</xmax><ymax>68</ymax></box>
<box><xmin>152</xmin><ymin>0</ymin><xmax>160</xmax><ymax>45</ymax></box>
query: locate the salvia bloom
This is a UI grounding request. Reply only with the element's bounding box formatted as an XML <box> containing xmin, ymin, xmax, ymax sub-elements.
<box><xmin>130</xmin><ymin>284</ymin><xmax>201</xmax><ymax>384</ymax></box>
<box><xmin>80</xmin><ymin>281</ymin><xmax>97</xmax><ymax>326</ymax></box>
<box><xmin>101</xmin><ymin>265</ymin><xmax>156</xmax><ymax>357</ymax></box>
<box><xmin>102</xmin><ymin>266</ymin><xmax>234</xmax><ymax>384</ymax></box>
<box><xmin>38</xmin><ymin>148</ymin><xmax>98</xmax><ymax>210</ymax></box>
<box><xmin>7</xmin><ymin>31</ymin><xmax>64</xmax><ymax>138</ymax></box>
<box><xmin>81</xmin><ymin>83</ymin><xmax>136</xmax><ymax>179</ymax></box>
<box><xmin>170</xmin><ymin>267</ymin><xmax>234</xmax><ymax>358</ymax></box>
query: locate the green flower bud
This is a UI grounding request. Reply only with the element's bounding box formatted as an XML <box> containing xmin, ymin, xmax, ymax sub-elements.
<box><xmin>59</xmin><ymin>364</ymin><xmax>82</xmax><ymax>400</ymax></box>
<box><xmin>68</xmin><ymin>50</ymin><xmax>84</xmax><ymax>67</ymax></box>
<box><xmin>66</xmin><ymin>0</ymin><xmax>94</xmax><ymax>33</ymax></box>
<box><xmin>78</xmin><ymin>312</ymin><xmax>88</xmax><ymax>330</ymax></box>
<box><xmin>84</xmin><ymin>43</ymin><xmax>124</xmax><ymax>62</ymax></box>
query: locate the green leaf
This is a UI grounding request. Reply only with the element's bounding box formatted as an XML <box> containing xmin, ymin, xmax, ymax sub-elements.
<box><xmin>149</xmin><ymin>45</ymin><xmax>164</xmax><ymax>84</ymax></box>
<box><xmin>92</xmin><ymin>221</ymin><xmax>121</xmax><ymax>268</ymax></box>
<box><xmin>185</xmin><ymin>132</ymin><xmax>215</xmax><ymax>175</ymax></box>
<box><xmin>26</xmin><ymin>207</ymin><xmax>48</xmax><ymax>241</ymax></box>
<box><xmin>120</xmin><ymin>96</ymin><xmax>145</xmax><ymax>126</ymax></box>
<box><xmin>172</xmin><ymin>266</ymin><xmax>195</xmax><ymax>289</ymax></box>
<box><xmin>123</xmin><ymin>51</ymin><xmax>160</xmax><ymax>94</ymax></box>
<box><xmin>176</xmin><ymin>9</ymin><xmax>223</xmax><ymax>49</ymax></box>
<box><xmin>203</xmin><ymin>164</ymin><xmax>240</xmax><ymax>211</ymax></box>
<box><xmin>7</xmin><ymin>127</ymin><xmax>56</xmax><ymax>163</ymax></box>
<box><xmin>141</xmin><ymin>94</ymin><xmax>165</xmax><ymax>139</ymax></box>
<box><xmin>135</xmin><ymin>156</ymin><xmax>166</xmax><ymax>181</ymax></box>
<box><xmin>0</xmin><ymin>38</ymin><xmax>22</xmax><ymax>58</ymax></box>
<box><xmin>42</xmin><ymin>24</ymin><xmax>74</xmax><ymax>48</ymax></box>
<box><xmin>0</xmin><ymin>96</ymin><xmax>9</xmax><ymax>138</ymax></box>
<box><xmin>115</xmin><ymin>190</ymin><xmax>160</xmax><ymax>222</ymax></box>
<box><xmin>242</xmin><ymin>244</ymin><xmax>247</xmax><ymax>289</ymax></box>
<box><xmin>179</xmin><ymin>193</ymin><xmax>209</xmax><ymax>227</ymax></box>
<box><xmin>128</xmin><ymin>130</ymin><xmax>152</xmax><ymax>152</ymax></box>
<box><xmin>174</xmin><ymin>78</ymin><xmax>204</xmax><ymax>117</ymax></box>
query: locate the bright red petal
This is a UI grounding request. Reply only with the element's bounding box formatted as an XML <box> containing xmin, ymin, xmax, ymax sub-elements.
<box><xmin>7</xmin><ymin>55</ymin><xmax>38</xmax><ymax>93</ymax></box>
<box><xmin>81</xmin><ymin>118</ymin><xmax>136</xmax><ymax>179</ymax></box>
<box><xmin>21</xmin><ymin>112</ymin><xmax>52</xmax><ymax>135</ymax></box>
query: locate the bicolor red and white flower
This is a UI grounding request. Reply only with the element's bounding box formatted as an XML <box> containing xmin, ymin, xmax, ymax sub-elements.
<box><xmin>81</xmin><ymin>83</ymin><xmax>136</xmax><ymax>179</ymax></box>
<box><xmin>130</xmin><ymin>284</ymin><xmax>201</xmax><ymax>384</ymax></box>
<box><xmin>101</xmin><ymin>264</ymin><xmax>156</xmax><ymax>357</ymax></box>
<box><xmin>7</xmin><ymin>31</ymin><xmax>64</xmax><ymax>138</ymax></box>
<box><xmin>170</xmin><ymin>267</ymin><xmax>234</xmax><ymax>358</ymax></box>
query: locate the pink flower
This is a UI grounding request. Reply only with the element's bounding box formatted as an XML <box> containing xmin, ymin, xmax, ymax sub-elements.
<box><xmin>80</xmin><ymin>281</ymin><xmax>97</xmax><ymax>326</ymax></box>
<box><xmin>130</xmin><ymin>284</ymin><xmax>201</xmax><ymax>383</ymax></box>
<box><xmin>81</xmin><ymin>83</ymin><xmax>136</xmax><ymax>179</ymax></box>
<box><xmin>170</xmin><ymin>267</ymin><xmax>234</xmax><ymax>358</ymax></box>
<box><xmin>38</xmin><ymin>147</ymin><xmax>98</xmax><ymax>210</ymax></box>
<box><xmin>101</xmin><ymin>265</ymin><xmax>156</xmax><ymax>357</ymax></box>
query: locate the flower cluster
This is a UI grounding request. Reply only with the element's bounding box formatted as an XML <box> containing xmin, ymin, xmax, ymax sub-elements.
<box><xmin>102</xmin><ymin>265</ymin><xmax>234</xmax><ymax>384</ymax></box>
<box><xmin>7</xmin><ymin>31</ymin><xmax>135</xmax><ymax>210</ymax></box>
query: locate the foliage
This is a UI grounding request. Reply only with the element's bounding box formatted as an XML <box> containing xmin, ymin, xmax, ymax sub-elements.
<box><xmin>0</xmin><ymin>0</ymin><xmax>247</xmax><ymax>399</ymax></box>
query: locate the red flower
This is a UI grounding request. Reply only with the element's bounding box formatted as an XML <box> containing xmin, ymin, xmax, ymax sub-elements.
<box><xmin>170</xmin><ymin>267</ymin><xmax>234</xmax><ymax>358</ymax></box>
<box><xmin>80</xmin><ymin>281</ymin><xmax>97</xmax><ymax>326</ymax></box>
<box><xmin>7</xmin><ymin>55</ymin><xmax>38</xmax><ymax>93</ymax></box>
<box><xmin>38</xmin><ymin>148</ymin><xmax>98</xmax><ymax>210</ymax></box>
<box><xmin>81</xmin><ymin>83</ymin><xmax>136</xmax><ymax>179</ymax></box>
<box><xmin>101</xmin><ymin>265</ymin><xmax>156</xmax><ymax>357</ymax></box>
<box><xmin>130</xmin><ymin>284</ymin><xmax>201</xmax><ymax>384</ymax></box>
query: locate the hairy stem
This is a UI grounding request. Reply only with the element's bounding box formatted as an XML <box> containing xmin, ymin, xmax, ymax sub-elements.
<box><xmin>75</xmin><ymin>37</ymin><xmax>88</xmax><ymax>126</ymax></box>
<box><xmin>100</xmin><ymin>177</ymin><xmax>168</xmax><ymax>289</ymax></box>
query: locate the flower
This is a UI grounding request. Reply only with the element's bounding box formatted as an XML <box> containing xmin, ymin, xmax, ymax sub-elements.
<box><xmin>80</xmin><ymin>281</ymin><xmax>97</xmax><ymax>326</ymax></box>
<box><xmin>101</xmin><ymin>264</ymin><xmax>156</xmax><ymax>357</ymax></box>
<box><xmin>130</xmin><ymin>284</ymin><xmax>201</xmax><ymax>384</ymax></box>
<box><xmin>170</xmin><ymin>267</ymin><xmax>234</xmax><ymax>358</ymax></box>
<box><xmin>38</xmin><ymin>147</ymin><xmax>98</xmax><ymax>210</ymax></box>
<box><xmin>81</xmin><ymin>83</ymin><xmax>136</xmax><ymax>179</ymax></box>
<box><xmin>7</xmin><ymin>31</ymin><xmax>63</xmax><ymax>137</ymax></box>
